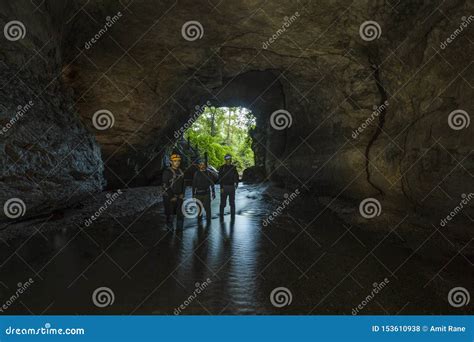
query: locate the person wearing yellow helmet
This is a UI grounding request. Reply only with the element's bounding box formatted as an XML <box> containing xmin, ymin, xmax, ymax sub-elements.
<box><xmin>162</xmin><ymin>153</ymin><xmax>185</xmax><ymax>225</ymax></box>
<box><xmin>170</xmin><ymin>153</ymin><xmax>181</xmax><ymax>163</ymax></box>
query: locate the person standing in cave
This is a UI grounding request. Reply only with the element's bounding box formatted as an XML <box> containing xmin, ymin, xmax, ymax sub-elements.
<box><xmin>218</xmin><ymin>153</ymin><xmax>239</xmax><ymax>219</ymax></box>
<box><xmin>162</xmin><ymin>153</ymin><xmax>185</xmax><ymax>226</ymax></box>
<box><xmin>192</xmin><ymin>159</ymin><xmax>216</xmax><ymax>222</ymax></box>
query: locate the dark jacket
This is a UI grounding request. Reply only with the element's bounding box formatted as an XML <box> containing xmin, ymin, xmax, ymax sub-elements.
<box><xmin>192</xmin><ymin>170</ymin><xmax>215</xmax><ymax>195</ymax></box>
<box><xmin>162</xmin><ymin>167</ymin><xmax>184</xmax><ymax>196</ymax></box>
<box><xmin>218</xmin><ymin>164</ymin><xmax>239</xmax><ymax>186</ymax></box>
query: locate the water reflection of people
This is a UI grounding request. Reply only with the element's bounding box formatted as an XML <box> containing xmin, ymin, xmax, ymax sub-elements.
<box><xmin>196</xmin><ymin>218</ymin><xmax>210</xmax><ymax>244</ymax></box>
<box><xmin>218</xmin><ymin>154</ymin><xmax>239</xmax><ymax>219</ymax></box>
<box><xmin>219</xmin><ymin>216</ymin><xmax>235</xmax><ymax>243</ymax></box>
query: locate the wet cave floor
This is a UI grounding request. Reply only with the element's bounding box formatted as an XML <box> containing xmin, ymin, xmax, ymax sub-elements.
<box><xmin>0</xmin><ymin>184</ymin><xmax>472</xmax><ymax>315</ymax></box>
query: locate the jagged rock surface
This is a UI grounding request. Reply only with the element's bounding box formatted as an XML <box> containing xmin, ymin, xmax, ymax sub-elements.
<box><xmin>0</xmin><ymin>1</ymin><xmax>105</xmax><ymax>220</ymax></box>
<box><xmin>1</xmin><ymin>0</ymin><xmax>472</xmax><ymax>220</ymax></box>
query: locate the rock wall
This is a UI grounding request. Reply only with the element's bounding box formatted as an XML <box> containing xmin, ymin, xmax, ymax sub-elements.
<box><xmin>0</xmin><ymin>1</ymin><xmax>104</xmax><ymax>220</ymax></box>
<box><xmin>1</xmin><ymin>0</ymin><xmax>472</xmax><ymax>219</ymax></box>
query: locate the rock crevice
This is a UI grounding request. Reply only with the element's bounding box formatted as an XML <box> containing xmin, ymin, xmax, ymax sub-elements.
<box><xmin>1</xmin><ymin>0</ymin><xmax>472</xmax><ymax>221</ymax></box>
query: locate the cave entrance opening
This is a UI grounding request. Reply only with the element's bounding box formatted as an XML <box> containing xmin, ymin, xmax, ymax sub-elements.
<box><xmin>180</xmin><ymin>106</ymin><xmax>256</xmax><ymax>175</ymax></box>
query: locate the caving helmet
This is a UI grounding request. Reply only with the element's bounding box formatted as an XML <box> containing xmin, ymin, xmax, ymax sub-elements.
<box><xmin>170</xmin><ymin>154</ymin><xmax>181</xmax><ymax>161</ymax></box>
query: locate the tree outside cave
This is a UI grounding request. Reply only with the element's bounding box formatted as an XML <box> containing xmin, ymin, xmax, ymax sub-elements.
<box><xmin>185</xmin><ymin>106</ymin><xmax>256</xmax><ymax>173</ymax></box>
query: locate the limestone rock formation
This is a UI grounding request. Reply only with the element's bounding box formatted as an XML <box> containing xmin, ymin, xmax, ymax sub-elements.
<box><xmin>242</xmin><ymin>166</ymin><xmax>266</xmax><ymax>183</ymax></box>
<box><xmin>1</xmin><ymin>0</ymin><xmax>472</xmax><ymax>221</ymax></box>
<box><xmin>0</xmin><ymin>1</ymin><xmax>105</xmax><ymax>220</ymax></box>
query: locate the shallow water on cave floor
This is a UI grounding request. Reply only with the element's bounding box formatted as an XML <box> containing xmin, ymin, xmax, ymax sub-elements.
<box><xmin>0</xmin><ymin>184</ymin><xmax>471</xmax><ymax>315</ymax></box>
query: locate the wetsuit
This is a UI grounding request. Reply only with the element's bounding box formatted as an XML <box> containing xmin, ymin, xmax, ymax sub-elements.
<box><xmin>162</xmin><ymin>166</ymin><xmax>185</xmax><ymax>222</ymax></box>
<box><xmin>218</xmin><ymin>164</ymin><xmax>239</xmax><ymax>216</ymax></box>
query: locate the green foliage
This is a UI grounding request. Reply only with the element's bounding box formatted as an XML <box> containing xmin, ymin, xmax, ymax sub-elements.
<box><xmin>185</xmin><ymin>106</ymin><xmax>255</xmax><ymax>172</ymax></box>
